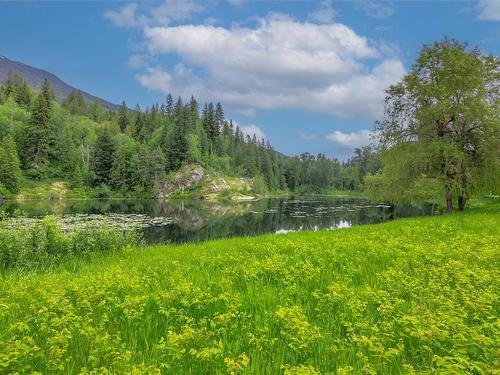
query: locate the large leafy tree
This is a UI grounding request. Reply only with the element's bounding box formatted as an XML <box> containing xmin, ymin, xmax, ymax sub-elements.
<box><xmin>373</xmin><ymin>39</ymin><xmax>499</xmax><ymax>211</ymax></box>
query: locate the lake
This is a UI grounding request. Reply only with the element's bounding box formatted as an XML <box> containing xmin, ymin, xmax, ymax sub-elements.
<box><xmin>0</xmin><ymin>196</ymin><xmax>433</xmax><ymax>244</ymax></box>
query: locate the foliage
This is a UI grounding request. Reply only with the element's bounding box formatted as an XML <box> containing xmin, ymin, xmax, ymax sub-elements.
<box><xmin>365</xmin><ymin>143</ymin><xmax>441</xmax><ymax>206</ymax></box>
<box><xmin>374</xmin><ymin>38</ymin><xmax>500</xmax><ymax>211</ymax></box>
<box><xmin>0</xmin><ymin>209</ymin><xmax>498</xmax><ymax>372</ymax></box>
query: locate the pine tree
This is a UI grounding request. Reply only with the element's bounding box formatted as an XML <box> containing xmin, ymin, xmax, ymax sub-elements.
<box><xmin>13</xmin><ymin>78</ymin><xmax>32</xmax><ymax>109</ymax></box>
<box><xmin>93</xmin><ymin>127</ymin><xmax>116</xmax><ymax>185</ymax></box>
<box><xmin>134</xmin><ymin>105</ymin><xmax>146</xmax><ymax>139</ymax></box>
<box><xmin>118</xmin><ymin>101</ymin><xmax>129</xmax><ymax>132</ymax></box>
<box><xmin>27</xmin><ymin>93</ymin><xmax>51</xmax><ymax>177</ymax></box>
<box><xmin>41</xmin><ymin>78</ymin><xmax>55</xmax><ymax>106</ymax></box>
<box><xmin>62</xmin><ymin>91</ymin><xmax>87</xmax><ymax>115</ymax></box>
<box><xmin>168</xmin><ymin>107</ymin><xmax>188</xmax><ymax>170</ymax></box>
<box><xmin>188</xmin><ymin>95</ymin><xmax>198</xmax><ymax>131</ymax></box>
<box><xmin>214</xmin><ymin>102</ymin><xmax>224</xmax><ymax>133</ymax></box>
<box><xmin>173</xmin><ymin>97</ymin><xmax>183</xmax><ymax>119</ymax></box>
<box><xmin>0</xmin><ymin>135</ymin><xmax>21</xmax><ymax>193</ymax></box>
<box><xmin>4</xmin><ymin>74</ymin><xmax>32</xmax><ymax>108</ymax></box>
<box><xmin>166</xmin><ymin>93</ymin><xmax>174</xmax><ymax>117</ymax></box>
<box><xmin>202</xmin><ymin>102</ymin><xmax>219</xmax><ymax>149</ymax></box>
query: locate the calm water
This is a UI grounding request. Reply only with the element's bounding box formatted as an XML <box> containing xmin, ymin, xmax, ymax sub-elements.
<box><xmin>0</xmin><ymin>196</ymin><xmax>433</xmax><ymax>244</ymax></box>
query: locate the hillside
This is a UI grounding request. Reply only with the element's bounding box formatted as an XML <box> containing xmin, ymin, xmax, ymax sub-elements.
<box><xmin>0</xmin><ymin>55</ymin><xmax>118</xmax><ymax>110</ymax></box>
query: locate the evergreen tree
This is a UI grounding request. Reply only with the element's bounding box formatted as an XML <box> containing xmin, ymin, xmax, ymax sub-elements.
<box><xmin>93</xmin><ymin>127</ymin><xmax>116</xmax><ymax>185</ymax></box>
<box><xmin>27</xmin><ymin>92</ymin><xmax>52</xmax><ymax>177</ymax></box>
<box><xmin>202</xmin><ymin>102</ymin><xmax>219</xmax><ymax>148</ymax></box>
<box><xmin>168</xmin><ymin>107</ymin><xmax>189</xmax><ymax>170</ymax></box>
<box><xmin>41</xmin><ymin>78</ymin><xmax>55</xmax><ymax>105</ymax></box>
<box><xmin>173</xmin><ymin>97</ymin><xmax>183</xmax><ymax>119</ymax></box>
<box><xmin>62</xmin><ymin>90</ymin><xmax>87</xmax><ymax>115</ymax></box>
<box><xmin>188</xmin><ymin>95</ymin><xmax>198</xmax><ymax>131</ymax></box>
<box><xmin>13</xmin><ymin>77</ymin><xmax>32</xmax><ymax>109</ymax></box>
<box><xmin>214</xmin><ymin>102</ymin><xmax>224</xmax><ymax>133</ymax></box>
<box><xmin>118</xmin><ymin>101</ymin><xmax>129</xmax><ymax>132</ymax></box>
<box><xmin>166</xmin><ymin>93</ymin><xmax>174</xmax><ymax>117</ymax></box>
<box><xmin>3</xmin><ymin>74</ymin><xmax>32</xmax><ymax>108</ymax></box>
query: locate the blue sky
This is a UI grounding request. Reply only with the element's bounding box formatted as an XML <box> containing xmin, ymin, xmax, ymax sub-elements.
<box><xmin>1</xmin><ymin>1</ymin><xmax>499</xmax><ymax>159</ymax></box>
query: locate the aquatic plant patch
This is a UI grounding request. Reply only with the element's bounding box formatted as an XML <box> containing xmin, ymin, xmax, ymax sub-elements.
<box><xmin>3</xmin><ymin>213</ymin><xmax>176</xmax><ymax>231</ymax></box>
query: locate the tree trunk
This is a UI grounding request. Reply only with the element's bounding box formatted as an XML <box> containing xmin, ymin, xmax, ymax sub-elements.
<box><xmin>458</xmin><ymin>196</ymin><xmax>466</xmax><ymax>211</ymax></box>
<box><xmin>446</xmin><ymin>190</ymin><xmax>453</xmax><ymax>213</ymax></box>
<box><xmin>458</xmin><ymin>173</ymin><xmax>468</xmax><ymax>212</ymax></box>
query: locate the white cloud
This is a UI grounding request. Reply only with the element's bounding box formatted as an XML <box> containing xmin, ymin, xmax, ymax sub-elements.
<box><xmin>151</xmin><ymin>0</ymin><xmax>204</xmax><ymax>25</ymax></box>
<box><xmin>104</xmin><ymin>1</ymin><xmax>204</xmax><ymax>28</ymax></box>
<box><xmin>298</xmin><ymin>132</ymin><xmax>317</xmax><ymax>141</ymax></box>
<box><xmin>128</xmin><ymin>54</ymin><xmax>150</xmax><ymax>69</ymax></box>
<box><xmin>477</xmin><ymin>0</ymin><xmax>500</xmax><ymax>20</ymax></box>
<box><xmin>357</xmin><ymin>1</ymin><xmax>394</xmax><ymax>19</ymax></box>
<box><xmin>308</xmin><ymin>0</ymin><xmax>336</xmax><ymax>24</ymax></box>
<box><xmin>137</xmin><ymin>14</ymin><xmax>405</xmax><ymax>118</ymax></box>
<box><xmin>104</xmin><ymin>4</ymin><xmax>147</xmax><ymax>28</ymax></box>
<box><xmin>239</xmin><ymin>124</ymin><xmax>266</xmax><ymax>140</ymax></box>
<box><xmin>136</xmin><ymin>64</ymin><xmax>205</xmax><ymax>95</ymax></box>
<box><xmin>326</xmin><ymin>129</ymin><xmax>373</xmax><ymax>148</ymax></box>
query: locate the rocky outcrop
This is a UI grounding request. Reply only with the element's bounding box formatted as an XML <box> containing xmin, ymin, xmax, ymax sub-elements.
<box><xmin>158</xmin><ymin>164</ymin><xmax>254</xmax><ymax>200</ymax></box>
<box><xmin>158</xmin><ymin>165</ymin><xmax>204</xmax><ymax>199</ymax></box>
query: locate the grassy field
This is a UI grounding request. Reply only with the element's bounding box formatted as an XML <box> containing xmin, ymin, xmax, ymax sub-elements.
<box><xmin>0</xmin><ymin>208</ymin><xmax>498</xmax><ymax>373</ymax></box>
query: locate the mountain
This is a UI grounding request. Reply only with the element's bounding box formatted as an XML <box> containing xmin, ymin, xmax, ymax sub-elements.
<box><xmin>0</xmin><ymin>55</ymin><xmax>118</xmax><ymax>110</ymax></box>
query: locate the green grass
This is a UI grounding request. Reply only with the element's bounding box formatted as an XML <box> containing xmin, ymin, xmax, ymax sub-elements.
<box><xmin>0</xmin><ymin>209</ymin><xmax>498</xmax><ymax>373</ymax></box>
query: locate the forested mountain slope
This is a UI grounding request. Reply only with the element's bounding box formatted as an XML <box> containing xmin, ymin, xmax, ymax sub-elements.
<box><xmin>0</xmin><ymin>55</ymin><xmax>118</xmax><ymax>110</ymax></box>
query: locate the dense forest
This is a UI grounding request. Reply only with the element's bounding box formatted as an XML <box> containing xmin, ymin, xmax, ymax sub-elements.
<box><xmin>0</xmin><ymin>74</ymin><xmax>377</xmax><ymax>198</ymax></box>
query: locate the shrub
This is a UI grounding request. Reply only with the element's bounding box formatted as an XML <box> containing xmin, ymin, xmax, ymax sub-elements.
<box><xmin>93</xmin><ymin>183</ymin><xmax>112</xmax><ymax>199</ymax></box>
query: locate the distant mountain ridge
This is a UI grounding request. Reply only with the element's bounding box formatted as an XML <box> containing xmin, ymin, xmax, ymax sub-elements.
<box><xmin>0</xmin><ymin>55</ymin><xmax>118</xmax><ymax>110</ymax></box>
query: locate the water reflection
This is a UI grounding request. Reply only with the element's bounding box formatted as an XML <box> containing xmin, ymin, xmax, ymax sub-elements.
<box><xmin>0</xmin><ymin>197</ymin><xmax>433</xmax><ymax>244</ymax></box>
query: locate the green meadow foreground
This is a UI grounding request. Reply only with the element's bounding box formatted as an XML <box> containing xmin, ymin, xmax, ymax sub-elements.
<box><xmin>0</xmin><ymin>209</ymin><xmax>499</xmax><ymax>374</ymax></box>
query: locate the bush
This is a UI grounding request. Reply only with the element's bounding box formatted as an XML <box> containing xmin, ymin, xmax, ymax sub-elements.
<box><xmin>93</xmin><ymin>184</ymin><xmax>112</xmax><ymax>199</ymax></box>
